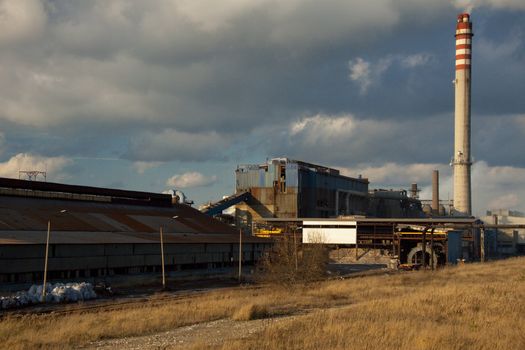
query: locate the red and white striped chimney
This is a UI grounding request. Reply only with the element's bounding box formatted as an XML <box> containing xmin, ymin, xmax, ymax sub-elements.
<box><xmin>452</xmin><ymin>13</ymin><xmax>473</xmax><ymax>216</ymax></box>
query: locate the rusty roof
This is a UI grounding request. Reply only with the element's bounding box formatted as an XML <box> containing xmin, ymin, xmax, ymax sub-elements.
<box><xmin>0</xmin><ymin>230</ymin><xmax>269</xmax><ymax>245</ymax></box>
<box><xmin>0</xmin><ymin>195</ymin><xmax>268</xmax><ymax>245</ymax></box>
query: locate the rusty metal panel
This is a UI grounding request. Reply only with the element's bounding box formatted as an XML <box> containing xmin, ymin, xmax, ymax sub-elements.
<box><xmin>107</xmin><ymin>212</ymin><xmax>156</xmax><ymax>233</ymax></box>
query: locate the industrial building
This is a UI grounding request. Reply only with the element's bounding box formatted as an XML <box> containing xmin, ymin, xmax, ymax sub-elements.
<box><xmin>258</xmin><ymin>216</ymin><xmax>478</xmax><ymax>267</ymax></box>
<box><xmin>229</xmin><ymin>158</ymin><xmax>426</xmax><ymax>230</ymax></box>
<box><xmin>368</xmin><ymin>189</ymin><xmax>423</xmax><ymax>218</ymax></box>
<box><xmin>234</xmin><ymin>158</ymin><xmax>369</xmax><ymax>222</ymax></box>
<box><xmin>481</xmin><ymin>209</ymin><xmax>525</xmax><ymax>254</ymax></box>
<box><xmin>0</xmin><ymin>178</ymin><xmax>270</xmax><ymax>284</ymax></box>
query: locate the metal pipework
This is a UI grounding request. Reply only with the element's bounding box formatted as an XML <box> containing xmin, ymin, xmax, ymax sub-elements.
<box><xmin>452</xmin><ymin>13</ymin><xmax>473</xmax><ymax>216</ymax></box>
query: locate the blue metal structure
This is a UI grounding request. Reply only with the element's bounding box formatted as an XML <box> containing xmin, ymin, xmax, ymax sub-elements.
<box><xmin>201</xmin><ymin>191</ymin><xmax>252</xmax><ymax>216</ymax></box>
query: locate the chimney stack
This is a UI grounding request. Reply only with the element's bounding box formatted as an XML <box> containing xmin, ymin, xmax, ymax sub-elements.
<box><xmin>432</xmin><ymin>170</ymin><xmax>439</xmax><ymax>215</ymax></box>
<box><xmin>452</xmin><ymin>13</ymin><xmax>473</xmax><ymax>216</ymax></box>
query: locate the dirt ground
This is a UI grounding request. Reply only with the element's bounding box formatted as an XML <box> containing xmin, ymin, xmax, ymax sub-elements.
<box><xmin>83</xmin><ymin>316</ymin><xmax>296</xmax><ymax>349</ymax></box>
<box><xmin>80</xmin><ymin>252</ymin><xmax>390</xmax><ymax>350</ymax></box>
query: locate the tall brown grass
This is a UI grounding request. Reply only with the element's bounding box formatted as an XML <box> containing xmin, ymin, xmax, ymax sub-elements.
<box><xmin>223</xmin><ymin>257</ymin><xmax>525</xmax><ymax>350</ymax></box>
<box><xmin>1</xmin><ymin>257</ymin><xmax>524</xmax><ymax>349</ymax></box>
<box><xmin>232</xmin><ymin>303</ymin><xmax>269</xmax><ymax>321</ymax></box>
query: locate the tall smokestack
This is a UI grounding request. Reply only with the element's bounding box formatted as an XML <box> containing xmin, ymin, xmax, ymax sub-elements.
<box><xmin>432</xmin><ymin>170</ymin><xmax>439</xmax><ymax>215</ymax></box>
<box><xmin>452</xmin><ymin>13</ymin><xmax>473</xmax><ymax>216</ymax></box>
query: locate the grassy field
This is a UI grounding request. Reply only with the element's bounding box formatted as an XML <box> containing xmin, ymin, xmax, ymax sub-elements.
<box><xmin>1</xmin><ymin>257</ymin><xmax>525</xmax><ymax>349</ymax></box>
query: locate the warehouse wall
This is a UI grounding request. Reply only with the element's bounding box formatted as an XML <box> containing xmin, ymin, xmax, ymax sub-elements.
<box><xmin>0</xmin><ymin>242</ymin><xmax>270</xmax><ymax>283</ymax></box>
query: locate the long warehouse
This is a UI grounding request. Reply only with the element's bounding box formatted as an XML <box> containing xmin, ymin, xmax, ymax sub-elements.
<box><xmin>0</xmin><ymin>178</ymin><xmax>270</xmax><ymax>284</ymax></box>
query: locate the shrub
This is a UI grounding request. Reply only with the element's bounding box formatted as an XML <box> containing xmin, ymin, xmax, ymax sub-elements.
<box><xmin>232</xmin><ymin>303</ymin><xmax>269</xmax><ymax>321</ymax></box>
<box><xmin>256</xmin><ymin>235</ymin><xmax>329</xmax><ymax>285</ymax></box>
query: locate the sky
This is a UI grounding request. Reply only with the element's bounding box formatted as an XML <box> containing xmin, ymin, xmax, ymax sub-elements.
<box><xmin>0</xmin><ymin>0</ymin><xmax>524</xmax><ymax>217</ymax></box>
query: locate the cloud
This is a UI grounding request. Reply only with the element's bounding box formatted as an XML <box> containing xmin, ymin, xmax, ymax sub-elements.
<box><xmin>0</xmin><ymin>1</ymin><xmax>454</xmax><ymax>132</ymax></box>
<box><xmin>126</xmin><ymin>129</ymin><xmax>230</xmax><ymax>162</ymax></box>
<box><xmin>0</xmin><ymin>1</ymin><xmax>523</xmax><ymax>209</ymax></box>
<box><xmin>470</xmin><ymin>161</ymin><xmax>525</xmax><ymax>214</ymax></box>
<box><xmin>175</xmin><ymin>0</ymin><xmax>266</xmax><ymax>33</ymax></box>
<box><xmin>0</xmin><ymin>153</ymin><xmax>72</xmax><ymax>181</ymax></box>
<box><xmin>348</xmin><ymin>53</ymin><xmax>433</xmax><ymax>94</ymax></box>
<box><xmin>0</xmin><ymin>0</ymin><xmax>46</xmax><ymax>46</ymax></box>
<box><xmin>400</xmin><ymin>53</ymin><xmax>433</xmax><ymax>68</ymax></box>
<box><xmin>263</xmin><ymin>113</ymin><xmax>453</xmax><ymax>166</ymax></box>
<box><xmin>348</xmin><ymin>57</ymin><xmax>392</xmax><ymax>95</ymax></box>
<box><xmin>488</xmin><ymin>193</ymin><xmax>519</xmax><ymax>210</ymax></box>
<box><xmin>340</xmin><ymin>162</ymin><xmax>450</xmax><ymax>186</ymax></box>
<box><xmin>166</xmin><ymin>171</ymin><xmax>217</xmax><ymax>188</ymax></box>
<box><xmin>132</xmin><ymin>161</ymin><xmax>163</xmax><ymax>174</ymax></box>
<box><xmin>340</xmin><ymin>160</ymin><xmax>525</xmax><ymax>216</ymax></box>
<box><xmin>454</xmin><ymin>0</ymin><xmax>525</xmax><ymax>11</ymax></box>
<box><xmin>348</xmin><ymin>58</ymin><xmax>373</xmax><ymax>94</ymax></box>
<box><xmin>261</xmin><ymin>110</ymin><xmax>525</xmax><ymax>170</ymax></box>
<box><xmin>0</xmin><ymin>131</ymin><xmax>4</xmax><ymax>155</ymax></box>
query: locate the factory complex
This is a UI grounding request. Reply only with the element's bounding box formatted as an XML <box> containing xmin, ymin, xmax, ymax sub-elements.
<box><xmin>1</xmin><ymin>13</ymin><xmax>524</xmax><ymax>287</ymax></box>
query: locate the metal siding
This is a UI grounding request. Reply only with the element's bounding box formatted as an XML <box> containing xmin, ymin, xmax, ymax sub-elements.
<box><xmin>259</xmin><ymin>169</ymin><xmax>266</xmax><ymax>187</ymax></box>
<box><xmin>285</xmin><ymin>163</ymin><xmax>299</xmax><ymax>188</ymax></box>
<box><xmin>1</xmin><ymin>258</ymin><xmax>45</xmax><ymax>273</ymax></box>
<box><xmin>104</xmin><ymin>244</ymin><xmax>134</xmax><ymax>256</ymax></box>
<box><xmin>275</xmin><ymin>190</ymin><xmax>298</xmax><ymax>217</ymax></box>
<box><xmin>49</xmin><ymin>256</ymin><xmax>107</xmax><ymax>270</ymax></box>
<box><xmin>107</xmin><ymin>255</ymin><xmax>145</xmax><ymax>268</ymax></box>
<box><xmin>447</xmin><ymin>231</ymin><xmax>463</xmax><ymax>263</ymax></box>
<box><xmin>0</xmin><ymin>245</ymin><xmax>43</xmax><ymax>259</ymax></box>
<box><xmin>144</xmin><ymin>254</ymin><xmax>163</xmax><ymax>265</ymax></box>
<box><xmin>54</xmin><ymin>244</ymin><xmax>105</xmax><ymax>258</ymax></box>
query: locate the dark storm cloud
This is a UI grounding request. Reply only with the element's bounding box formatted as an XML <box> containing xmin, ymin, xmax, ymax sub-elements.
<box><xmin>258</xmin><ymin>112</ymin><xmax>525</xmax><ymax>168</ymax></box>
<box><xmin>0</xmin><ymin>0</ymin><xmax>523</xmax><ymax>166</ymax></box>
<box><xmin>124</xmin><ymin>128</ymin><xmax>230</xmax><ymax>162</ymax></box>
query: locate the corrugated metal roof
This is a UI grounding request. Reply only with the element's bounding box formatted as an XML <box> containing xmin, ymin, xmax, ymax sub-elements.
<box><xmin>0</xmin><ymin>195</ymin><xmax>269</xmax><ymax>244</ymax></box>
<box><xmin>0</xmin><ymin>230</ymin><xmax>268</xmax><ymax>245</ymax></box>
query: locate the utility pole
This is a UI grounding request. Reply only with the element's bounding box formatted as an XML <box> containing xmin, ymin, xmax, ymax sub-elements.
<box><xmin>160</xmin><ymin>226</ymin><xmax>166</xmax><ymax>289</ymax></box>
<box><xmin>41</xmin><ymin>209</ymin><xmax>68</xmax><ymax>302</ymax></box>
<box><xmin>293</xmin><ymin>226</ymin><xmax>298</xmax><ymax>271</ymax></box>
<box><xmin>238</xmin><ymin>229</ymin><xmax>242</xmax><ymax>282</ymax></box>
<box><xmin>42</xmin><ymin>220</ymin><xmax>51</xmax><ymax>302</ymax></box>
<box><xmin>480</xmin><ymin>227</ymin><xmax>485</xmax><ymax>262</ymax></box>
<box><xmin>430</xmin><ymin>227</ymin><xmax>435</xmax><ymax>270</ymax></box>
<box><xmin>422</xmin><ymin>227</ymin><xmax>427</xmax><ymax>270</ymax></box>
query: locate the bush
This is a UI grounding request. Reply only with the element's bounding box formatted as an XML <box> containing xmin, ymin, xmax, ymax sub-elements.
<box><xmin>256</xmin><ymin>236</ymin><xmax>329</xmax><ymax>285</ymax></box>
<box><xmin>232</xmin><ymin>303</ymin><xmax>269</xmax><ymax>321</ymax></box>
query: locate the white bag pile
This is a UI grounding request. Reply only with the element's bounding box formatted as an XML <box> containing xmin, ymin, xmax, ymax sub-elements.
<box><xmin>0</xmin><ymin>282</ymin><xmax>97</xmax><ymax>309</ymax></box>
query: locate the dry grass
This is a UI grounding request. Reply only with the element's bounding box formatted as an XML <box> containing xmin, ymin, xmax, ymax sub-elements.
<box><xmin>232</xmin><ymin>303</ymin><xmax>269</xmax><ymax>321</ymax></box>
<box><xmin>223</xmin><ymin>257</ymin><xmax>525</xmax><ymax>350</ymax></box>
<box><xmin>2</xmin><ymin>257</ymin><xmax>525</xmax><ymax>349</ymax></box>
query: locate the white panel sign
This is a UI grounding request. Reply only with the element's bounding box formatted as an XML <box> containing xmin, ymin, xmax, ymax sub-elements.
<box><xmin>302</xmin><ymin>220</ymin><xmax>357</xmax><ymax>244</ymax></box>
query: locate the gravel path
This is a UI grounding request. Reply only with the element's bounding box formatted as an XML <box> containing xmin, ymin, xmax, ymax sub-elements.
<box><xmin>84</xmin><ymin>316</ymin><xmax>292</xmax><ymax>349</ymax></box>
